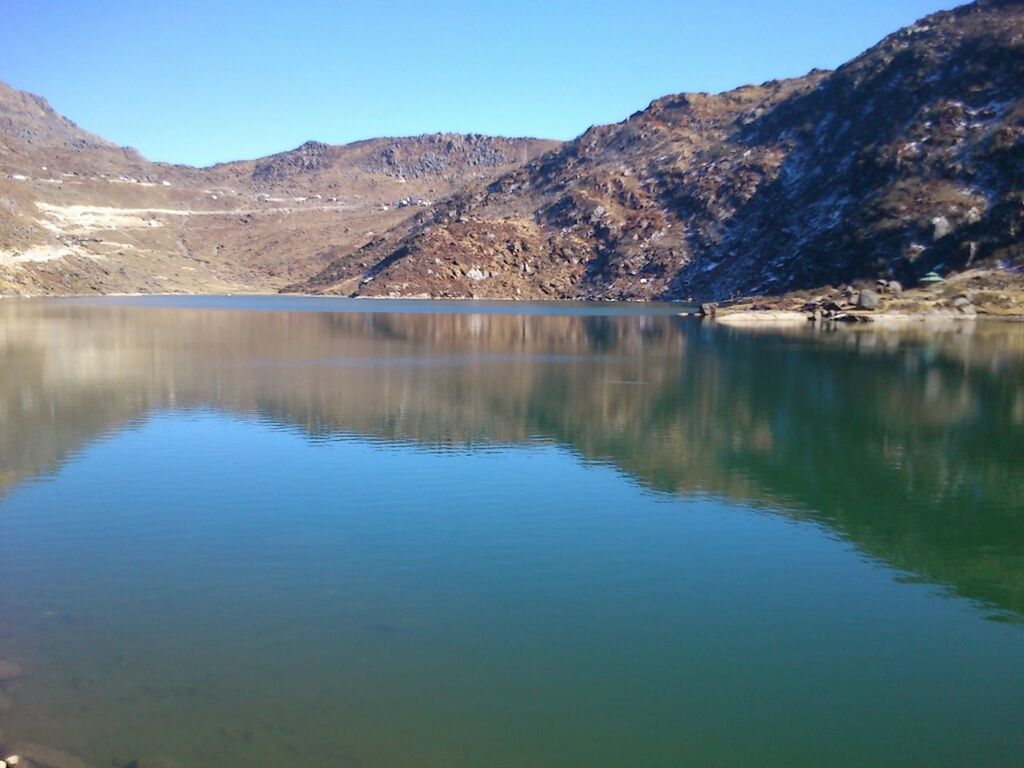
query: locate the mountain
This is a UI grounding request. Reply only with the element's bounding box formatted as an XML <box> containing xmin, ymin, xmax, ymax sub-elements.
<box><xmin>2</xmin><ymin>302</ymin><xmax>1021</xmax><ymax>616</ymax></box>
<box><xmin>2</xmin><ymin>0</ymin><xmax>1022</xmax><ymax>301</ymax></box>
<box><xmin>292</xmin><ymin>0</ymin><xmax>1024</xmax><ymax>300</ymax></box>
<box><xmin>0</xmin><ymin>80</ymin><xmax>125</xmax><ymax>154</ymax></box>
<box><xmin>0</xmin><ymin>80</ymin><xmax>557</xmax><ymax>295</ymax></box>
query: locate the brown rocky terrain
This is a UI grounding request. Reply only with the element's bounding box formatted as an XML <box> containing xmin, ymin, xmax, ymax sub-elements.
<box><xmin>0</xmin><ymin>80</ymin><xmax>557</xmax><ymax>296</ymax></box>
<box><xmin>2</xmin><ymin>0</ymin><xmax>1022</xmax><ymax>304</ymax></box>
<box><xmin>291</xmin><ymin>0</ymin><xmax>1024</xmax><ymax>304</ymax></box>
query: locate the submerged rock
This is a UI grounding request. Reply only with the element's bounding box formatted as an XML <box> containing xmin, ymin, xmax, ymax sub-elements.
<box><xmin>0</xmin><ymin>663</ymin><xmax>20</xmax><ymax>683</ymax></box>
<box><xmin>0</xmin><ymin>744</ymin><xmax>91</xmax><ymax>768</ymax></box>
<box><xmin>123</xmin><ymin>757</ymin><xmax>183</xmax><ymax>768</ymax></box>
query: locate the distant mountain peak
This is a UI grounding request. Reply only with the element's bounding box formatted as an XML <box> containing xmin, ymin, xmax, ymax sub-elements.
<box><xmin>0</xmin><ymin>80</ymin><xmax>121</xmax><ymax>151</ymax></box>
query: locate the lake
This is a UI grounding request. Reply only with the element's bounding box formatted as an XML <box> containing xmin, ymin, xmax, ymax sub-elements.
<box><xmin>0</xmin><ymin>297</ymin><xmax>1022</xmax><ymax>768</ymax></box>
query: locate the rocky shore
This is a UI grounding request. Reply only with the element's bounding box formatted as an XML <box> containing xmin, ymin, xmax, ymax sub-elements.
<box><xmin>688</xmin><ymin>268</ymin><xmax>1024</xmax><ymax>326</ymax></box>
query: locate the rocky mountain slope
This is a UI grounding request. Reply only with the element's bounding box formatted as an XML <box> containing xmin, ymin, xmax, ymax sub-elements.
<box><xmin>2</xmin><ymin>0</ymin><xmax>1022</xmax><ymax>301</ymax></box>
<box><xmin>292</xmin><ymin>0</ymin><xmax>1024</xmax><ymax>301</ymax></box>
<box><xmin>0</xmin><ymin>80</ymin><xmax>556</xmax><ymax>295</ymax></box>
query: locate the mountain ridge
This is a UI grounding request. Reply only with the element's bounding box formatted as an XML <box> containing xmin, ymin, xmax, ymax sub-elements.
<box><xmin>0</xmin><ymin>85</ymin><xmax>557</xmax><ymax>295</ymax></box>
<box><xmin>291</xmin><ymin>0</ymin><xmax>1024</xmax><ymax>301</ymax></box>
<box><xmin>2</xmin><ymin>0</ymin><xmax>1023</xmax><ymax>302</ymax></box>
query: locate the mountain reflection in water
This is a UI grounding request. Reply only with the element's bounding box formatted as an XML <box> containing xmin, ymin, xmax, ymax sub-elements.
<box><xmin>2</xmin><ymin>299</ymin><xmax>1021</xmax><ymax>620</ymax></box>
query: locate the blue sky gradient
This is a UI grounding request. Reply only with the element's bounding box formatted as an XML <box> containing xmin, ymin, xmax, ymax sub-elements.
<box><xmin>1</xmin><ymin>0</ymin><xmax>955</xmax><ymax>166</ymax></box>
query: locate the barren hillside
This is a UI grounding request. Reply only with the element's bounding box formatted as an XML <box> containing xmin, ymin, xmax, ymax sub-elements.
<box><xmin>292</xmin><ymin>0</ymin><xmax>1024</xmax><ymax>301</ymax></box>
<box><xmin>0</xmin><ymin>81</ymin><xmax>556</xmax><ymax>296</ymax></box>
<box><xmin>3</xmin><ymin>0</ymin><xmax>1022</xmax><ymax>301</ymax></box>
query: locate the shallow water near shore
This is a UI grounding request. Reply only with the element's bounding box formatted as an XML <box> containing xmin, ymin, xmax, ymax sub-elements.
<box><xmin>0</xmin><ymin>297</ymin><xmax>1022</xmax><ymax>767</ymax></box>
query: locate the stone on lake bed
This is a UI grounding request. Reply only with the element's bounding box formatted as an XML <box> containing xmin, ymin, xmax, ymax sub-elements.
<box><xmin>0</xmin><ymin>743</ymin><xmax>91</xmax><ymax>768</ymax></box>
<box><xmin>0</xmin><ymin>662</ymin><xmax>20</xmax><ymax>683</ymax></box>
<box><xmin>0</xmin><ymin>693</ymin><xmax>11</xmax><ymax>713</ymax></box>
<box><xmin>123</xmin><ymin>758</ymin><xmax>183</xmax><ymax>768</ymax></box>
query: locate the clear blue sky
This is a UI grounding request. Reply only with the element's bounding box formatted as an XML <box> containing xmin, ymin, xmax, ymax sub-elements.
<box><xmin>1</xmin><ymin>0</ymin><xmax>955</xmax><ymax>167</ymax></box>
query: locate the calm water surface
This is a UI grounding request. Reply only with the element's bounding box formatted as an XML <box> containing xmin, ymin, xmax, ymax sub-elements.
<box><xmin>0</xmin><ymin>297</ymin><xmax>1022</xmax><ymax>767</ymax></box>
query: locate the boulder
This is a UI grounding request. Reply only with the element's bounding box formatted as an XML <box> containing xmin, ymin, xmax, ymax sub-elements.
<box><xmin>833</xmin><ymin>312</ymin><xmax>874</xmax><ymax>323</ymax></box>
<box><xmin>888</xmin><ymin>280</ymin><xmax>903</xmax><ymax>297</ymax></box>
<box><xmin>931</xmin><ymin>216</ymin><xmax>952</xmax><ymax>240</ymax></box>
<box><xmin>857</xmin><ymin>289</ymin><xmax>881</xmax><ymax>310</ymax></box>
<box><xmin>952</xmin><ymin>296</ymin><xmax>977</xmax><ymax>316</ymax></box>
<box><xmin>699</xmin><ymin>302</ymin><xmax>717</xmax><ymax>318</ymax></box>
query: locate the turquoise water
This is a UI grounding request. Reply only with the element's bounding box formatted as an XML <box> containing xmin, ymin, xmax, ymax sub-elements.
<box><xmin>0</xmin><ymin>299</ymin><xmax>1022</xmax><ymax>767</ymax></box>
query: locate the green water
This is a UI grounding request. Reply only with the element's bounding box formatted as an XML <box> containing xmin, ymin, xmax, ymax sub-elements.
<box><xmin>0</xmin><ymin>298</ymin><xmax>1021</xmax><ymax>767</ymax></box>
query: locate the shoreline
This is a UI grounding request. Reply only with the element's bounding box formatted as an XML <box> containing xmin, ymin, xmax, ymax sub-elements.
<box><xmin>3</xmin><ymin>267</ymin><xmax>1024</xmax><ymax>323</ymax></box>
<box><xmin>5</xmin><ymin>292</ymin><xmax>1022</xmax><ymax>322</ymax></box>
<box><xmin>708</xmin><ymin>309</ymin><xmax>1024</xmax><ymax>326</ymax></box>
<box><xmin>0</xmin><ymin>291</ymin><xmax>683</xmax><ymax>304</ymax></box>
<box><xmin>682</xmin><ymin>268</ymin><xmax>1024</xmax><ymax>325</ymax></box>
